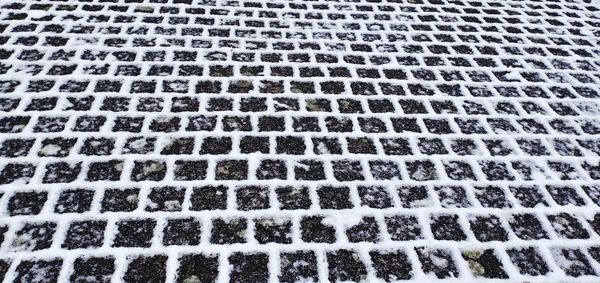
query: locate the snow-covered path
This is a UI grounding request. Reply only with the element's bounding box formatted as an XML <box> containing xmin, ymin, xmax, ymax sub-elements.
<box><xmin>1</xmin><ymin>0</ymin><xmax>600</xmax><ymax>281</ymax></box>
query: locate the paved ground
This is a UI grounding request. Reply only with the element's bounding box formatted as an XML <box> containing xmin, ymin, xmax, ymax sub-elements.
<box><xmin>1</xmin><ymin>0</ymin><xmax>600</xmax><ymax>281</ymax></box>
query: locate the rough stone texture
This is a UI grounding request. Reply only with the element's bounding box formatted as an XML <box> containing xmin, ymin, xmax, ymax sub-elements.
<box><xmin>0</xmin><ymin>0</ymin><xmax>600</xmax><ymax>281</ymax></box>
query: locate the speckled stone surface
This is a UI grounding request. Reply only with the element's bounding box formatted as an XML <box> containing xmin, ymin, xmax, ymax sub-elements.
<box><xmin>1</xmin><ymin>0</ymin><xmax>600</xmax><ymax>281</ymax></box>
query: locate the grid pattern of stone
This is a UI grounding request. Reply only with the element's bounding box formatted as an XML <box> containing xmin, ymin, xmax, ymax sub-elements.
<box><xmin>1</xmin><ymin>0</ymin><xmax>600</xmax><ymax>281</ymax></box>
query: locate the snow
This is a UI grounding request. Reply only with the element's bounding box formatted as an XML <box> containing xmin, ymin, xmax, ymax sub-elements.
<box><xmin>0</xmin><ymin>0</ymin><xmax>599</xmax><ymax>281</ymax></box>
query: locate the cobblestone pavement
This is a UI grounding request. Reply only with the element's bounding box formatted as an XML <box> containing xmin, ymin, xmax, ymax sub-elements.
<box><xmin>1</xmin><ymin>0</ymin><xmax>600</xmax><ymax>281</ymax></box>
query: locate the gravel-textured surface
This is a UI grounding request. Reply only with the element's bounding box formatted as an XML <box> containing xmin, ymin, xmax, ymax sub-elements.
<box><xmin>1</xmin><ymin>0</ymin><xmax>600</xmax><ymax>281</ymax></box>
